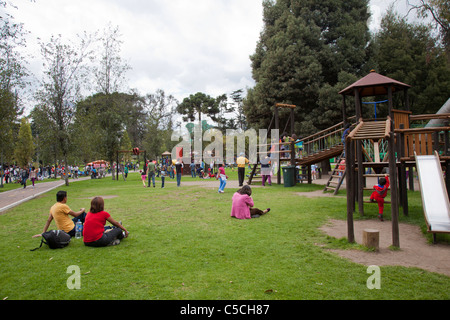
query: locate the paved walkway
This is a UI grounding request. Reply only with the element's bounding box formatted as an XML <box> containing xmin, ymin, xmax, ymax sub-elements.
<box><xmin>0</xmin><ymin>177</ymin><xmax>92</xmax><ymax>213</ymax></box>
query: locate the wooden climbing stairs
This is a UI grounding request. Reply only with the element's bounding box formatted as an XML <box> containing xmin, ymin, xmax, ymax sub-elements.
<box><xmin>296</xmin><ymin>144</ymin><xmax>343</xmax><ymax>167</ymax></box>
<box><xmin>323</xmin><ymin>151</ymin><xmax>346</xmax><ymax>194</ymax></box>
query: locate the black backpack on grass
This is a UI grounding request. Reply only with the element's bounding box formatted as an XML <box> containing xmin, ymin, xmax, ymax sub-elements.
<box><xmin>30</xmin><ymin>230</ymin><xmax>71</xmax><ymax>251</ymax></box>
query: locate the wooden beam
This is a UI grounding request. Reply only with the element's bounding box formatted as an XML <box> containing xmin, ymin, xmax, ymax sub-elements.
<box><xmin>347</xmin><ymin>119</ymin><xmax>364</xmax><ymax>139</ymax></box>
<box><xmin>276</xmin><ymin>103</ymin><xmax>296</xmax><ymax>109</ymax></box>
<box><xmin>384</xmin><ymin>117</ymin><xmax>391</xmax><ymax>138</ymax></box>
<box><xmin>374</xmin><ymin>141</ymin><xmax>380</xmax><ymax>163</ymax></box>
<box><xmin>117</xmin><ymin>150</ymin><xmax>147</xmax><ymax>153</ymax></box>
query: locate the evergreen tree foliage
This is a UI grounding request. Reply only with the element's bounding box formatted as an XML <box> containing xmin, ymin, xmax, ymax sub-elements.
<box><xmin>14</xmin><ymin>117</ymin><xmax>34</xmax><ymax>167</ymax></box>
<box><xmin>245</xmin><ymin>0</ymin><xmax>372</xmax><ymax>136</ymax></box>
<box><xmin>176</xmin><ymin>92</ymin><xmax>221</xmax><ymax>124</ymax></box>
<box><xmin>373</xmin><ymin>9</ymin><xmax>450</xmax><ymax>115</ymax></box>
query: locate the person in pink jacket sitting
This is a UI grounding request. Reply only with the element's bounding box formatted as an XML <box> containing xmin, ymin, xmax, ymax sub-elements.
<box><xmin>231</xmin><ymin>185</ymin><xmax>270</xmax><ymax>219</ymax></box>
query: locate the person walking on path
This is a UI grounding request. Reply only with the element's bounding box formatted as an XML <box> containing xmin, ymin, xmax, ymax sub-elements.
<box><xmin>160</xmin><ymin>164</ymin><xmax>167</xmax><ymax>188</ymax></box>
<box><xmin>236</xmin><ymin>153</ymin><xmax>249</xmax><ymax>187</ymax></box>
<box><xmin>175</xmin><ymin>159</ymin><xmax>183</xmax><ymax>187</ymax></box>
<box><xmin>30</xmin><ymin>167</ymin><xmax>38</xmax><ymax>187</ymax></box>
<box><xmin>20</xmin><ymin>167</ymin><xmax>29</xmax><ymax>188</ymax></box>
<box><xmin>190</xmin><ymin>161</ymin><xmax>196</xmax><ymax>178</ymax></box>
<box><xmin>147</xmin><ymin>160</ymin><xmax>156</xmax><ymax>188</ymax></box>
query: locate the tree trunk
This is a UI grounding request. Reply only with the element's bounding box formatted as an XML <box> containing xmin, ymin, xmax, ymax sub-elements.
<box><xmin>111</xmin><ymin>156</ymin><xmax>115</xmax><ymax>180</ymax></box>
<box><xmin>64</xmin><ymin>154</ymin><xmax>69</xmax><ymax>186</ymax></box>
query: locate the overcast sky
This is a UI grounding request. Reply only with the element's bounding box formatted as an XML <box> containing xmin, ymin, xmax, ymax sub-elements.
<box><xmin>4</xmin><ymin>0</ymin><xmax>416</xmax><ymax>111</ymax></box>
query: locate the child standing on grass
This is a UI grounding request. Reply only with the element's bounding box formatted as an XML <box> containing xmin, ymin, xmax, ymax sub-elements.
<box><xmin>370</xmin><ymin>174</ymin><xmax>390</xmax><ymax>221</ymax></box>
<box><xmin>216</xmin><ymin>164</ymin><xmax>228</xmax><ymax>193</ymax></box>
<box><xmin>140</xmin><ymin>170</ymin><xmax>147</xmax><ymax>187</ymax></box>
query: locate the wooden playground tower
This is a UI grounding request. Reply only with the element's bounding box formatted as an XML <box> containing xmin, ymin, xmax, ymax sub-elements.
<box><xmin>339</xmin><ymin>70</ymin><xmax>450</xmax><ymax>247</ymax></box>
<box><xmin>248</xmin><ymin>70</ymin><xmax>450</xmax><ymax>248</ymax></box>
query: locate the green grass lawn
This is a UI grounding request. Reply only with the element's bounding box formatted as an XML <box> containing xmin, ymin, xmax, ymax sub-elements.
<box><xmin>0</xmin><ymin>170</ymin><xmax>448</xmax><ymax>300</ymax></box>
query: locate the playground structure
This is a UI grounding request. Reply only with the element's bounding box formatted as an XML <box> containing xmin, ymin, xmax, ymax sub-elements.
<box><xmin>247</xmin><ymin>103</ymin><xmax>297</xmax><ymax>186</ymax></box>
<box><xmin>249</xmin><ymin>70</ymin><xmax>450</xmax><ymax>247</ymax></box>
<box><xmin>115</xmin><ymin>148</ymin><xmax>147</xmax><ymax>180</ymax></box>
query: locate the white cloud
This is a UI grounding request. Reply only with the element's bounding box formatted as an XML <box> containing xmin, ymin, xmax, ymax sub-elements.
<box><xmin>368</xmin><ymin>0</ymin><xmax>427</xmax><ymax>32</ymax></box>
<box><xmin>7</xmin><ymin>0</ymin><xmax>264</xmax><ymax>105</ymax></box>
<box><xmin>6</xmin><ymin>0</ymin><xmax>420</xmax><ymax>112</ymax></box>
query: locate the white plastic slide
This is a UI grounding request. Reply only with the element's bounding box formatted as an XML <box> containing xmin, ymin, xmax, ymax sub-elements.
<box><xmin>415</xmin><ymin>151</ymin><xmax>450</xmax><ymax>234</ymax></box>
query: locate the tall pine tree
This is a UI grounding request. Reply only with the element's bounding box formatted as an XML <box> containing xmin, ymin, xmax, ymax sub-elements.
<box><xmin>245</xmin><ymin>0</ymin><xmax>372</xmax><ymax>136</ymax></box>
<box><xmin>373</xmin><ymin>9</ymin><xmax>450</xmax><ymax>115</ymax></box>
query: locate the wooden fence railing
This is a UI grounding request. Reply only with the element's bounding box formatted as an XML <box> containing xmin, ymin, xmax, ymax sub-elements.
<box><xmin>298</xmin><ymin>117</ymin><xmax>355</xmax><ymax>159</ymax></box>
<box><xmin>395</xmin><ymin>127</ymin><xmax>450</xmax><ymax>161</ymax></box>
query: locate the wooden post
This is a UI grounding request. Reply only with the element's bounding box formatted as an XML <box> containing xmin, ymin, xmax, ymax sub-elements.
<box><xmin>389</xmin><ymin>131</ymin><xmax>400</xmax><ymax>248</ymax></box>
<box><xmin>357</xmin><ymin>140</ymin><xmax>364</xmax><ymax>216</ymax></box>
<box><xmin>409</xmin><ymin>166</ymin><xmax>414</xmax><ymax>191</ymax></box>
<box><xmin>433</xmin><ymin>131</ymin><xmax>439</xmax><ymax>153</ymax></box>
<box><xmin>307</xmin><ymin>165</ymin><xmax>312</xmax><ymax>184</ymax></box>
<box><xmin>290</xmin><ymin>140</ymin><xmax>297</xmax><ymax>186</ymax></box>
<box><xmin>404</xmin><ymin>89</ymin><xmax>410</xmax><ymax>111</ymax></box>
<box><xmin>398</xmin><ymin>125</ymin><xmax>408</xmax><ymax>216</ymax></box>
<box><xmin>275</xmin><ymin>106</ymin><xmax>281</xmax><ymax>185</ymax></box>
<box><xmin>290</xmin><ymin>107</ymin><xmax>295</xmax><ymax>136</ymax></box>
<box><xmin>116</xmin><ymin>151</ymin><xmax>119</xmax><ymax>181</ymax></box>
<box><xmin>342</xmin><ymin>95</ymin><xmax>347</xmax><ymax>124</ymax></box>
<box><xmin>346</xmin><ymin>136</ymin><xmax>355</xmax><ymax>243</ymax></box>
<box><xmin>444</xmin><ymin>123</ymin><xmax>450</xmax><ymax>199</ymax></box>
<box><xmin>444</xmin><ymin>121</ymin><xmax>449</xmax><ymax>156</ymax></box>
<box><xmin>354</xmin><ymin>88</ymin><xmax>361</xmax><ymax>120</ymax></box>
<box><xmin>350</xmin><ymin>139</ymin><xmax>356</xmax><ymax>214</ymax></box>
<box><xmin>388</xmin><ymin>86</ymin><xmax>394</xmax><ymax>129</ymax></box>
<box><xmin>290</xmin><ymin>140</ymin><xmax>295</xmax><ymax>167</ymax></box>
<box><xmin>352</xmin><ymin>140</ymin><xmax>357</xmax><ymax>213</ymax></box>
<box><xmin>363</xmin><ymin>229</ymin><xmax>379</xmax><ymax>251</ymax></box>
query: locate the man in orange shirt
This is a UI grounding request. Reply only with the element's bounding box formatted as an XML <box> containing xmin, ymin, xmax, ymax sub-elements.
<box><xmin>33</xmin><ymin>191</ymin><xmax>86</xmax><ymax>238</ymax></box>
<box><xmin>236</xmin><ymin>153</ymin><xmax>249</xmax><ymax>187</ymax></box>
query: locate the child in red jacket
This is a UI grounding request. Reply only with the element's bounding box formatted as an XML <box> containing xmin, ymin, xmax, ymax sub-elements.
<box><xmin>370</xmin><ymin>174</ymin><xmax>390</xmax><ymax>221</ymax></box>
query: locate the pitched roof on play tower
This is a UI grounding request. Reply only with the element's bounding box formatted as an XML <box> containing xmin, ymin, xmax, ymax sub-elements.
<box><xmin>339</xmin><ymin>70</ymin><xmax>411</xmax><ymax>97</ymax></box>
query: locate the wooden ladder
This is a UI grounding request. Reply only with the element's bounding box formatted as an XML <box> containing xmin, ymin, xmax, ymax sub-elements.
<box><xmin>247</xmin><ymin>163</ymin><xmax>261</xmax><ymax>185</ymax></box>
<box><xmin>323</xmin><ymin>151</ymin><xmax>346</xmax><ymax>195</ymax></box>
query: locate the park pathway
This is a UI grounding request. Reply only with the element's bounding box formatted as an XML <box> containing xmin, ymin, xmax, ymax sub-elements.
<box><xmin>0</xmin><ymin>176</ymin><xmax>92</xmax><ymax>213</ymax></box>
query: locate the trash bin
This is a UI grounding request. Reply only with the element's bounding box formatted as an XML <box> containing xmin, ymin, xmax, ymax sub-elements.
<box><xmin>282</xmin><ymin>166</ymin><xmax>295</xmax><ymax>187</ymax></box>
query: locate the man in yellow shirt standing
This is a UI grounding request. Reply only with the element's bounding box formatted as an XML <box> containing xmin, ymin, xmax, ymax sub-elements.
<box><xmin>33</xmin><ymin>191</ymin><xmax>86</xmax><ymax>238</ymax></box>
<box><xmin>236</xmin><ymin>153</ymin><xmax>249</xmax><ymax>187</ymax></box>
